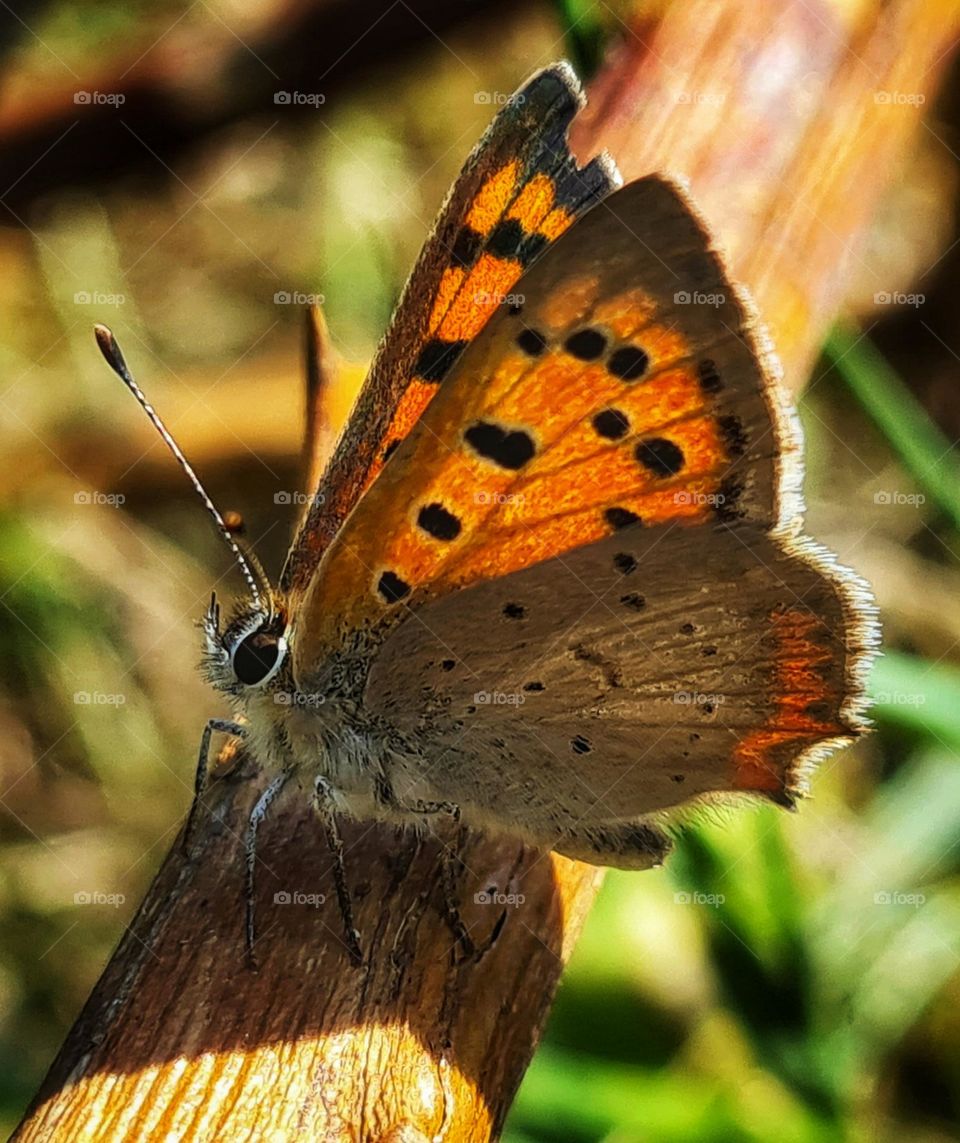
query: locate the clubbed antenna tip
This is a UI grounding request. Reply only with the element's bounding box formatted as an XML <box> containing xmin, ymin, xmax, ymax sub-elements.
<box><xmin>94</xmin><ymin>323</ymin><xmax>130</xmax><ymax>381</ymax></box>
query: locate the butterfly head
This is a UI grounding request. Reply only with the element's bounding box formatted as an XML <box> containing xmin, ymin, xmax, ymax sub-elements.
<box><xmin>202</xmin><ymin>592</ymin><xmax>291</xmax><ymax>697</ymax></box>
<box><xmin>93</xmin><ymin>324</ymin><xmax>298</xmax><ymax>703</ymax></box>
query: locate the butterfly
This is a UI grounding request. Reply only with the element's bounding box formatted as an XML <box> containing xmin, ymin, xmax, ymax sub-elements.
<box><xmin>95</xmin><ymin>62</ymin><xmax>877</xmax><ymax>963</ymax></box>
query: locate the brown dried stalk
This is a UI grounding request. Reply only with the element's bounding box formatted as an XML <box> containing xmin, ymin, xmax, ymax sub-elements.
<box><xmin>14</xmin><ymin>2</ymin><xmax>957</xmax><ymax>1139</ymax></box>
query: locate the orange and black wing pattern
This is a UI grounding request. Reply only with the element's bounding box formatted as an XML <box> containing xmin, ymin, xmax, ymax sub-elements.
<box><xmin>292</xmin><ymin>176</ymin><xmax>783</xmax><ymax>661</ymax></box>
<box><xmin>281</xmin><ymin>62</ymin><xmax>619</xmax><ymax>594</ymax></box>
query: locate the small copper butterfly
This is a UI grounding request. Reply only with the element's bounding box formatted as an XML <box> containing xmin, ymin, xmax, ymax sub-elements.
<box><xmin>95</xmin><ymin>62</ymin><xmax>878</xmax><ymax>963</ymax></box>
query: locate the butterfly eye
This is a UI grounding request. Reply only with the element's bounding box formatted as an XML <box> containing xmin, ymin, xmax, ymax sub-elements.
<box><xmin>230</xmin><ymin>625</ymin><xmax>287</xmax><ymax>687</ymax></box>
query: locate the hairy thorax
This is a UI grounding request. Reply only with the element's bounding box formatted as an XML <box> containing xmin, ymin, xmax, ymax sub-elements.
<box><xmin>236</xmin><ymin>640</ymin><xmax>437</xmax><ymax>826</ymax></box>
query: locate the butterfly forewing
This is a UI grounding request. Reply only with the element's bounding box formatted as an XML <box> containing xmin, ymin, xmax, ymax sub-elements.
<box><xmin>294</xmin><ymin>176</ymin><xmax>785</xmax><ymax>658</ymax></box>
<box><xmin>282</xmin><ymin>63</ymin><xmax>619</xmax><ymax>594</ymax></box>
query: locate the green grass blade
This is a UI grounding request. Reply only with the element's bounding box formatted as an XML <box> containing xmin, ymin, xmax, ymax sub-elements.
<box><xmin>869</xmin><ymin>650</ymin><xmax>960</xmax><ymax>747</ymax></box>
<box><xmin>825</xmin><ymin>321</ymin><xmax>960</xmax><ymax>533</ymax></box>
<box><xmin>552</xmin><ymin>0</ymin><xmax>606</xmax><ymax>77</ymax></box>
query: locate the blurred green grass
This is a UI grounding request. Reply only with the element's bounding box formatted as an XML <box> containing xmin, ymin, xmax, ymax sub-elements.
<box><xmin>1</xmin><ymin>2</ymin><xmax>959</xmax><ymax>1140</ymax></box>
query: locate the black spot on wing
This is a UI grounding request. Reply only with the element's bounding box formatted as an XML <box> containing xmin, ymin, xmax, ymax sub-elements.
<box><xmin>714</xmin><ymin>476</ymin><xmax>746</xmax><ymax>521</ymax></box>
<box><xmin>592</xmin><ymin>408</ymin><xmax>629</xmax><ymax>440</ymax></box>
<box><xmin>485</xmin><ymin>218</ymin><xmax>525</xmax><ymax>260</ymax></box>
<box><xmin>451</xmin><ymin>225</ymin><xmax>485</xmax><ymax>268</ymax></box>
<box><xmin>414</xmin><ymin>338</ymin><xmax>468</xmax><ymax>383</ymax></box>
<box><xmin>464</xmin><ymin>421</ymin><xmax>536</xmax><ymax>470</ymax></box>
<box><xmin>377</xmin><ymin>571</ymin><xmax>411</xmax><ymax>604</ymax></box>
<box><xmin>516</xmin><ymin>328</ymin><xmax>547</xmax><ymax>356</ymax></box>
<box><xmin>719</xmin><ymin>414</ymin><xmax>748</xmax><ymax>458</ymax></box>
<box><xmin>698</xmin><ymin>358</ymin><xmax>723</xmax><ymax>394</ymax></box>
<box><xmin>620</xmin><ymin>592</ymin><xmax>646</xmax><ymax>610</ymax></box>
<box><xmin>564</xmin><ymin>328</ymin><xmax>607</xmax><ymax>361</ymax></box>
<box><xmin>481</xmin><ymin>218</ymin><xmax>550</xmax><ymax>267</ymax></box>
<box><xmin>608</xmin><ymin>345</ymin><xmax>649</xmax><ymax>381</ymax></box>
<box><xmin>417</xmin><ymin>503</ymin><xmax>462</xmax><ymax>541</ymax></box>
<box><xmin>604</xmin><ymin>507</ymin><xmax>641</xmax><ymax>531</ymax></box>
<box><xmin>635</xmin><ymin>438</ymin><xmax>685</xmax><ymax>477</ymax></box>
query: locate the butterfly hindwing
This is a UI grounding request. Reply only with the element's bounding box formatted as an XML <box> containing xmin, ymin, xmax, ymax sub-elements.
<box><xmin>281</xmin><ymin>62</ymin><xmax>619</xmax><ymax>594</ymax></box>
<box><xmin>364</xmin><ymin>523</ymin><xmax>863</xmax><ymax>848</ymax></box>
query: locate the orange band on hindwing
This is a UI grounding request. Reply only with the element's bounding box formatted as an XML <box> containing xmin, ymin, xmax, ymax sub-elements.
<box><xmin>733</xmin><ymin>606</ymin><xmax>846</xmax><ymax>798</ymax></box>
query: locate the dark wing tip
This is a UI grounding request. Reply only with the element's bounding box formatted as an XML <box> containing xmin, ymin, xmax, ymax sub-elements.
<box><xmin>513</xmin><ymin>60</ymin><xmax>585</xmax><ymax>123</ymax></box>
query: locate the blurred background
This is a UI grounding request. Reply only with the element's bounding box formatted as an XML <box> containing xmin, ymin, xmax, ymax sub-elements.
<box><xmin>1</xmin><ymin>1</ymin><xmax>959</xmax><ymax>1140</ymax></box>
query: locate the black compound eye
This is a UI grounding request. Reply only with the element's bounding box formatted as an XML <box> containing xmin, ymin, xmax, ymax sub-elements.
<box><xmin>232</xmin><ymin>628</ymin><xmax>284</xmax><ymax>686</ymax></box>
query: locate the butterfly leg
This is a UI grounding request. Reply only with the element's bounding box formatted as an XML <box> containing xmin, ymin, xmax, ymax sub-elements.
<box><xmin>182</xmin><ymin>718</ymin><xmax>247</xmax><ymax>856</ymax></box>
<box><xmin>439</xmin><ymin>838</ymin><xmax>479</xmax><ymax>960</ymax></box>
<box><xmin>244</xmin><ymin>771</ymin><xmax>291</xmax><ymax>970</ymax></box>
<box><xmin>372</xmin><ymin>775</ymin><xmax>479</xmax><ymax>958</ymax></box>
<box><xmin>373</xmin><ymin>772</ymin><xmax>461</xmax><ymax>821</ymax></box>
<box><xmin>311</xmin><ymin>776</ymin><xmax>363</xmax><ymax>966</ymax></box>
<box><xmin>410</xmin><ymin>799</ymin><xmax>461</xmax><ymax>816</ymax></box>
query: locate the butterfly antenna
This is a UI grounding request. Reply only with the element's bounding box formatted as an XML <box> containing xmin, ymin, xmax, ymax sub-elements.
<box><xmin>94</xmin><ymin>324</ymin><xmax>268</xmax><ymax>613</ymax></box>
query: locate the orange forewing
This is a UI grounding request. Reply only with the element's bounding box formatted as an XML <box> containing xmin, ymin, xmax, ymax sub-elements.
<box><xmin>369</xmin><ymin>167</ymin><xmax>583</xmax><ymax>498</ymax></box>
<box><xmin>282</xmin><ymin>65</ymin><xmax>619</xmax><ymax>594</ymax></box>
<box><xmin>294</xmin><ymin>174</ymin><xmax>764</xmax><ymax>658</ymax></box>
